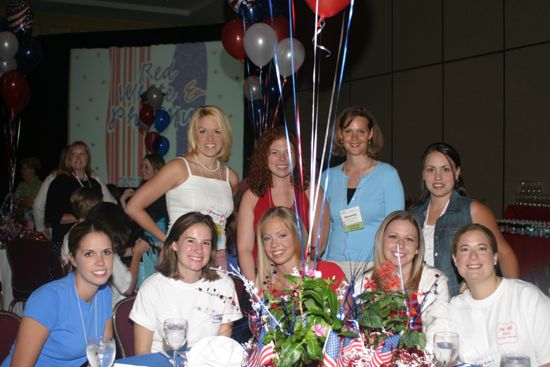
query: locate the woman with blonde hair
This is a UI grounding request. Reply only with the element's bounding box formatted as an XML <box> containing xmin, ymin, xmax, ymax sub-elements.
<box><xmin>256</xmin><ymin>207</ymin><xmax>344</xmax><ymax>295</ymax></box>
<box><xmin>356</xmin><ymin>210</ymin><xmax>450</xmax><ymax>349</ymax></box>
<box><xmin>126</xmin><ymin>106</ymin><xmax>238</xmax><ymax>269</ymax></box>
<box><xmin>45</xmin><ymin>141</ymin><xmax>116</xmax><ymax>255</ymax></box>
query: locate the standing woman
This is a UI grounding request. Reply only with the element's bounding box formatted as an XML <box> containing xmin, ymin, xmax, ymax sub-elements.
<box><xmin>1</xmin><ymin>221</ymin><xmax>114</xmax><ymax>367</ymax></box>
<box><xmin>237</xmin><ymin>127</ymin><xmax>329</xmax><ymax>281</ymax></box>
<box><xmin>321</xmin><ymin>106</ymin><xmax>404</xmax><ymax>276</ymax></box>
<box><xmin>45</xmin><ymin>141</ymin><xmax>116</xmax><ymax>255</ymax></box>
<box><xmin>410</xmin><ymin>142</ymin><xmax>518</xmax><ymax>296</ymax></box>
<box><xmin>125</xmin><ymin>105</ymin><xmax>238</xmax><ymax>269</ymax></box>
<box><xmin>450</xmin><ymin>224</ymin><xmax>550</xmax><ymax>366</ymax></box>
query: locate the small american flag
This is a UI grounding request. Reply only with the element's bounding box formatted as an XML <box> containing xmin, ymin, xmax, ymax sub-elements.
<box><xmin>370</xmin><ymin>334</ymin><xmax>401</xmax><ymax>367</ymax></box>
<box><xmin>322</xmin><ymin>330</ymin><xmax>340</xmax><ymax>367</ymax></box>
<box><xmin>248</xmin><ymin>323</ymin><xmax>277</xmax><ymax>367</ymax></box>
<box><xmin>6</xmin><ymin>0</ymin><xmax>32</xmax><ymax>34</ymax></box>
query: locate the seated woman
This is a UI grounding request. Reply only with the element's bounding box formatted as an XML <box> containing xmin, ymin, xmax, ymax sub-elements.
<box><xmin>130</xmin><ymin>212</ymin><xmax>242</xmax><ymax>354</ymax></box>
<box><xmin>1</xmin><ymin>221</ymin><xmax>114</xmax><ymax>367</ymax></box>
<box><xmin>355</xmin><ymin>210</ymin><xmax>450</xmax><ymax>350</ymax></box>
<box><xmin>450</xmin><ymin>223</ymin><xmax>550</xmax><ymax>366</ymax></box>
<box><xmin>255</xmin><ymin>207</ymin><xmax>345</xmax><ymax>295</ymax></box>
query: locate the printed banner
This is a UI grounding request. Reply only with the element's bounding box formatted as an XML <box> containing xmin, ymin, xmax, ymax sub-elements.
<box><xmin>69</xmin><ymin>42</ymin><xmax>243</xmax><ymax>186</ymax></box>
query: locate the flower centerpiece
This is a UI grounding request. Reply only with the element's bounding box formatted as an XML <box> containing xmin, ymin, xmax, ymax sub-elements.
<box><xmin>347</xmin><ymin>262</ymin><xmax>435</xmax><ymax>366</ymax></box>
<box><xmin>249</xmin><ymin>268</ymin><xmax>346</xmax><ymax>367</ymax></box>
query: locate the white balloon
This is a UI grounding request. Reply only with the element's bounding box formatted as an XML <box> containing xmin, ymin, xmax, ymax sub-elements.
<box><xmin>276</xmin><ymin>38</ymin><xmax>305</xmax><ymax>78</ymax></box>
<box><xmin>0</xmin><ymin>31</ymin><xmax>19</xmax><ymax>61</ymax></box>
<box><xmin>244</xmin><ymin>23</ymin><xmax>277</xmax><ymax>68</ymax></box>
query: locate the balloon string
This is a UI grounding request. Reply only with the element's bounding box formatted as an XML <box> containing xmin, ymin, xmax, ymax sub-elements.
<box><xmin>313</xmin><ymin>20</ymin><xmax>331</xmax><ymax>57</ymax></box>
<box><xmin>311</xmin><ymin>2</ymin><xmax>356</xmax><ymax>267</ymax></box>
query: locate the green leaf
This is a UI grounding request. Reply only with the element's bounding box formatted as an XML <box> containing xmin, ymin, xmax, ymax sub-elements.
<box><xmin>305</xmin><ymin>335</ymin><xmax>322</xmax><ymax>360</ymax></box>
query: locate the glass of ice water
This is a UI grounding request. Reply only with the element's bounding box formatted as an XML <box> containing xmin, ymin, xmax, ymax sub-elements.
<box><xmin>500</xmin><ymin>354</ymin><xmax>531</xmax><ymax>367</ymax></box>
<box><xmin>86</xmin><ymin>337</ymin><xmax>116</xmax><ymax>367</ymax></box>
<box><xmin>163</xmin><ymin>318</ymin><xmax>188</xmax><ymax>364</ymax></box>
<box><xmin>433</xmin><ymin>331</ymin><xmax>459</xmax><ymax>366</ymax></box>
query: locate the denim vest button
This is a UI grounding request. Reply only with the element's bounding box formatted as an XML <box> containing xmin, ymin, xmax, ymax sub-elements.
<box><xmin>434</xmin><ymin>253</ymin><xmax>438</xmax><ymax>256</ymax></box>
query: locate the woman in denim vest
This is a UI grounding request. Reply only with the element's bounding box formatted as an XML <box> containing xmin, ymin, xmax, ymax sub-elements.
<box><xmin>410</xmin><ymin>142</ymin><xmax>518</xmax><ymax>296</ymax></box>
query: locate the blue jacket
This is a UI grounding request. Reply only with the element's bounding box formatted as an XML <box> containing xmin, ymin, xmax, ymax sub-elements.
<box><xmin>411</xmin><ymin>190</ymin><xmax>472</xmax><ymax>296</ymax></box>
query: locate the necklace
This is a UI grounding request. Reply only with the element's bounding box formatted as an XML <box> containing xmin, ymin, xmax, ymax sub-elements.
<box><xmin>194</xmin><ymin>154</ymin><xmax>220</xmax><ymax>173</ymax></box>
<box><xmin>74</xmin><ymin>279</ymin><xmax>98</xmax><ymax>346</ymax></box>
<box><xmin>73</xmin><ymin>173</ymin><xmax>92</xmax><ymax>188</ymax></box>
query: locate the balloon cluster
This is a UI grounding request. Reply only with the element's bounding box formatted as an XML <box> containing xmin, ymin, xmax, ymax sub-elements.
<box><xmin>0</xmin><ymin>0</ymin><xmax>41</xmax><ymax>117</ymax></box>
<box><xmin>139</xmin><ymin>86</ymin><xmax>170</xmax><ymax>156</ymax></box>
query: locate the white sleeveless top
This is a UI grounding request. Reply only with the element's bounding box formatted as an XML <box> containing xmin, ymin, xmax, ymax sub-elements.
<box><xmin>165</xmin><ymin>157</ymin><xmax>234</xmax><ymax>250</ymax></box>
<box><xmin>422</xmin><ymin>199</ymin><xmax>450</xmax><ymax>267</ymax></box>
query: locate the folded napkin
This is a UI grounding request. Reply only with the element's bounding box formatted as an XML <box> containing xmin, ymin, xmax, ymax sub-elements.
<box><xmin>187</xmin><ymin>336</ymin><xmax>246</xmax><ymax>367</ymax></box>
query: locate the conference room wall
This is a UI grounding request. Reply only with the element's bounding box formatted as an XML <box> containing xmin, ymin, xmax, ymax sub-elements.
<box><xmin>293</xmin><ymin>0</ymin><xmax>550</xmax><ymax>215</ymax></box>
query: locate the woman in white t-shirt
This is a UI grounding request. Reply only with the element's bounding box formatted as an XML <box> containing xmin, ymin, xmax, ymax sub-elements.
<box><xmin>130</xmin><ymin>212</ymin><xmax>242</xmax><ymax>354</ymax></box>
<box><xmin>450</xmin><ymin>223</ymin><xmax>550</xmax><ymax>367</ymax></box>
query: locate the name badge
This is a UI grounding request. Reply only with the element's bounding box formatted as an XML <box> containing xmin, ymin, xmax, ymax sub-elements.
<box><xmin>340</xmin><ymin>206</ymin><xmax>364</xmax><ymax>232</ymax></box>
<box><xmin>207</xmin><ymin>208</ymin><xmax>226</xmax><ymax>250</ymax></box>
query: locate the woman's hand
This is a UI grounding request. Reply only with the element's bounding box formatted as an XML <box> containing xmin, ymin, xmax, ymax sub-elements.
<box><xmin>120</xmin><ymin>188</ymin><xmax>136</xmax><ymax>209</ymax></box>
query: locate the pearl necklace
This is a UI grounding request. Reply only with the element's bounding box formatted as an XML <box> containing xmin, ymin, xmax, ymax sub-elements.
<box><xmin>194</xmin><ymin>154</ymin><xmax>220</xmax><ymax>173</ymax></box>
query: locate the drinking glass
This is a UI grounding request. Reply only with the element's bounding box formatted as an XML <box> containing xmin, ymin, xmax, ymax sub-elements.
<box><xmin>433</xmin><ymin>331</ymin><xmax>459</xmax><ymax>367</ymax></box>
<box><xmin>86</xmin><ymin>337</ymin><xmax>116</xmax><ymax>367</ymax></box>
<box><xmin>163</xmin><ymin>318</ymin><xmax>188</xmax><ymax>364</ymax></box>
<box><xmin>500</xmin><ymin>354</ymin><xmax>531</xmax><ymax>367</ymax></box>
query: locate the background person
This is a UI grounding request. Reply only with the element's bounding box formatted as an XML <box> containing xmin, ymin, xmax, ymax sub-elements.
<box><xmin>450</xmin><ymin>223</ymin><xmax>550</xmax><ymax>366</ymax></box>
<box><xmin>411</xmin><ymin>142</ymin><xmax>519</xmax><ymax>296</ymax></box>
<box><xmin>45</xmin><ymin>141</ymin><xmax>116</xmax><ymax>255</ymax></box>
<box><xmin>14</xmin><ymin>157</ymin><xmax>42</xmax><ymax>227</ymax></box>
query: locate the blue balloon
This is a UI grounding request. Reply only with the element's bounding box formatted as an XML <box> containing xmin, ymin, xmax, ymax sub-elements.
<box><xmin>16</xmin><ymin>37</ymin><xmax>43</xmax><ymax>73</ymax></box>
<box><xmin>153</xmin><ymin>136</ymin><xmax>170</xmax><ymax>156</ymax></box>
<box><xmin>154</xmin><ymin>110</ymin><xmax>170</xmax><ymax>133</ymax></box>
<box><xmin>240</xmin><ymin>0</ymin><xmax>265</xmax><ymax>23</ymax></box>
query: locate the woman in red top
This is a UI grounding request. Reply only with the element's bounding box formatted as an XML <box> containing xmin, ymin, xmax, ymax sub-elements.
<box><xmin>255</xmin><ymin>207</ymin><xmax>344</xmax><ymax>294</ymax></box>
<box><xmin>237</xmin><ymin>127</ymin><xmax>328</xmax><ymax>281</ymax></box>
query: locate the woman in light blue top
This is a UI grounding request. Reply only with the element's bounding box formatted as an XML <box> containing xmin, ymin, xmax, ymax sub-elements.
<box><xmin>321</xmin><ymin>106</ymin><xmax>404</xmax><ymax>274</ymax></box>
<box><xmin>1</xmin><ymin>221</ymin><xmax>114</xmax><ymax>367</ymax></box>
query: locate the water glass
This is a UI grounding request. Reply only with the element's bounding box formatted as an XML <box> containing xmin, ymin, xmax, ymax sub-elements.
<box><xmin>433</xmin><ymin>331</ymin><xmax>459</xmax><ymax>367</ymax></box>
<box><xmin>86</xmin><ymin>337</ymin><xmax>116</xmax><ymax>367</ymax></box>
<box><xmin>500</xmin><ymin>354</ymin><xmax>531</xmax><ymax>367</ymax></box>
<box><xmin>163</xmin><ymin>318</ymin><xmax>188</xmax><ymax>363</ymax></box>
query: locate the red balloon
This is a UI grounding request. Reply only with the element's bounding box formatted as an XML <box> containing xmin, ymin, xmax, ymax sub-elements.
<box><xmin>221</xmin><ymin>19</ymin><xmax>247</xmax><ymax>60</ymax></box>
<box><xmin>144</xmin><ymin>131</ymin><xmax>159</xmax><ymax>152</ymax></box>
<box><xmin>263</xmin><ymin>16</ymin><xmax>289</xmax><ymax>41</ymax></box>
<box><xmin>304</xmin><ymin>0</ymin><xmax>352</xmax><ymax>19</ymax></box>
<box><xmin>139</xmin><ymin>103</ymin><xmax>155</xmax><ymax>125</ymax></box>
<box><xmin>0</xmin><ymin>70</ymin><xmax>30</xmax><ymax>116</ymax></box>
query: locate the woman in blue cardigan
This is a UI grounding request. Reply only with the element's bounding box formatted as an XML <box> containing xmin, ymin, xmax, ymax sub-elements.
<box><xmin>321</xmin><ymin>106</ymin><xmax>404</xmax><ymax>278</ymax></box>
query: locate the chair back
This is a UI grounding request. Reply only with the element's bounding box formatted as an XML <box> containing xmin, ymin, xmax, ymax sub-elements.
<box><xmin>0</xmin><ymin>311</ymin><xmax>21</xmax><ymax>361</ymax></box>
<box><xmin>533</xmin><ymin>266</ymin><xmax>550</xmax><ymax>296</ymax></box>
<box><xmin>113</xmin><ymin>296</ymin><xmax>136</xmax><ymax>358</ymax></box>
<box><xmin>7</xmin><ymin>238</ymin><xmax>63</xmax><ymax>301</ymax></box>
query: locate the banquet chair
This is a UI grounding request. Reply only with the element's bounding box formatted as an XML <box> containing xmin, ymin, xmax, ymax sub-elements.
<box><xmin>6</xmin><ymin>237</ymin><xmax>64</xmax><ymax>312</ymax></box>
<box><xmin>113</xmin><ymin>296</ymin><xmax>136</xmax><ymax>358</ymax></box>
<box><xmin>0</xmin><ymin>311</ymin><xmax>21</xmax><ymax>362</ymax></box>
<box><xmin>532</xmin><ymin>266</ymin><xmax>550</xmax><ymax>296</ymax></box>
<box><xmin>230</xmin><ymin>275</ymin><xmax>252</xmax><ymax>343</ymax></box>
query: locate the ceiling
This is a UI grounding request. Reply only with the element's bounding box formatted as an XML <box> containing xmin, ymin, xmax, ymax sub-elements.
<box><xmin>31</xmin><ymin>0</ymin><xmax>233</xmax><ymax>32</ymax></box>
